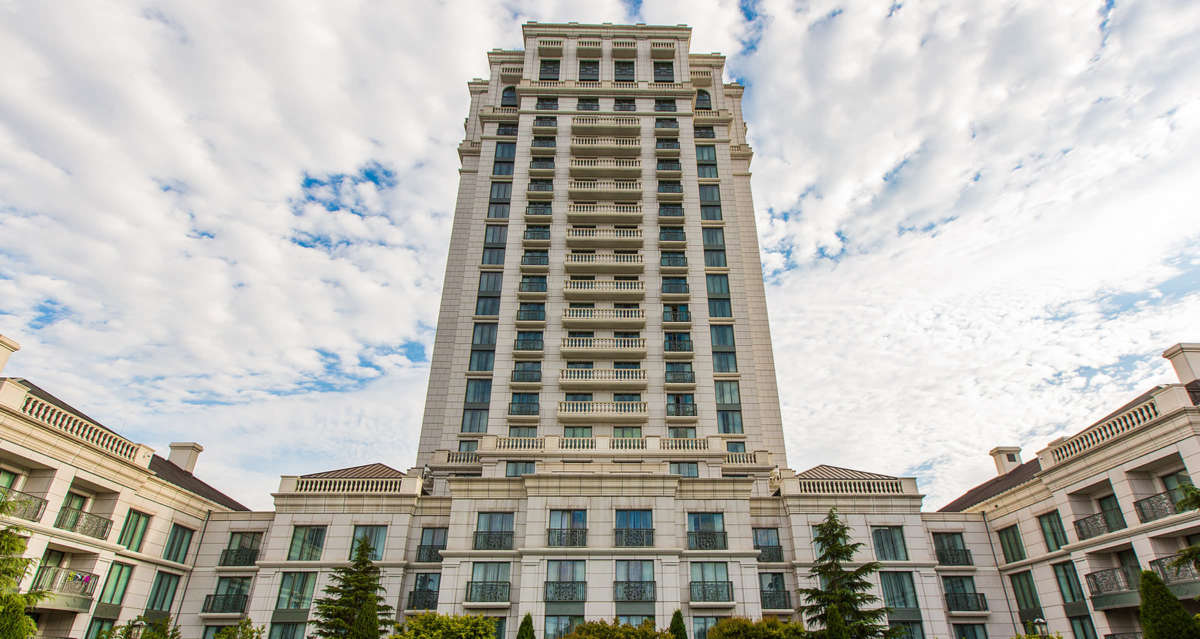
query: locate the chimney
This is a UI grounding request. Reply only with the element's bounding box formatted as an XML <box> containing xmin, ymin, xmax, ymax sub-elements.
<box><xmin>168</xmin><ymin>442</ymin><xmax>204</xmax><ymax>473</ymax></box>
<box><xmin>0</xmin><ymin>335</ymin><xmax>19</xmax><ymax>375</ymax></box>
<box><xmin>1163</xmin><ymin>343</ymin><xmax>1200</xmax><ymax>385</ymax></box>
<box><xmin>989</xmin><ymin>446</ymin><xmax>1022</xmax><ymax>475</ymax></box>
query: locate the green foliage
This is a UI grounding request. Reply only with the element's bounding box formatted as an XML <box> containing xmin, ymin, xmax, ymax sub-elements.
<box><xmin>516</xmin><ymin>613</ymin><xmax>535</xmax><ymax>639</ymax></box>
<box><xmin>1171</xmin><ymin>485</ymin><xmax>1200</xmax><ymax>574</ymax></box>
<box><xmin>560</xmin><ymin>618</ymin><xmax>672</xmax><ymax>639</ymax></box>
<box><xmin>707</xmin><ymin>617</ymin><xmax>808</xmax><ymax>639</ymax></box>
<box><xmin>1139</xmin><ymin>570</ymin><xmax>1200</xmax><ymax>639</ymax></box>
<box><xmin>1006</xmin><ymin>633</ymin><xmax>1062</xmax><ymax>639</ymax></box>
<box><xmin>0</xmin><ymin>593</ymin><xmax>37</xmax><ymax>639</ymax></box>
<box><xmin>798</xmin><ymin>508</ymin><xmax>892</xmax><ymax>639</ymax></box>
<box><xmin>392</xmin><ymin>613</ymin><xmax>498</xmax><ymax>639</ymax></box>
<box><xmin>99</xmin><ymin>616</ymin><xmax>182</xmax><ymax>639</ymax></box>
<box><xmin>213</xmin><ymin>619</ymin><xmax>265</xmax><ymax>639</ymax></box>
<box><xmin>311</xmin><ymin>537</ymin><xmax>394</xmax><ymax>639</ymax></box>
<box><xmin>668</xmin><ymin>611</ymin><xmax>687</xmax><ymax>639</ymax></box>
<box><xmin>0</xmin><ymin>491</ymin><xmax>44</xmax><ymax>639</ymax></box>
<box><xmin>822</xmin><ymin>606</ymin><xmax>847</xmax><ymax>639</ymax></box>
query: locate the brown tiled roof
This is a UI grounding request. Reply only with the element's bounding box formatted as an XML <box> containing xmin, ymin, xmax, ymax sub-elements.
<box><xmin>795</xmin><ymin>464</ymin><xmax>898</xmax><ymax>480</ymax></box>
<box><xmin>938</xmin><ymin>459</ymin><xmax>1041</xmax><ymax>512</ymax></box>
<box><xmin>302</xmin><ymin>462</ymin><xmax>405</xmax><ymax>479</ymax></box>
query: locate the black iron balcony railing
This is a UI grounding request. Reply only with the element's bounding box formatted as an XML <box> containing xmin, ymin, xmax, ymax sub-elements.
<box><xmin>516</xmin><ymin>309</ymin><xmax>546</xmax><ymax>321</ymax></box>
<box><xmin>547</xmin><ymin>528</ymin><xmax>588</xmax><ymax>547</ymax></box>
<box><xmin>202</xmin><ymin>593</ymin><xmax>248</xmax><ymax>614</ymax></box>
<box><xmin>662</xmin><ymin>282</ymin><xmax>689</xmax><ymax>294</ymax></box>
<box><xmin>945</xmin><ymin>592</ymin><xmax>988</xmax><ymax>611</ymax></box>
<box><xmin>657</xmin><ymin>162</ymin><xmax>683</xmax><ymax>172</ymax></box>
<box><xmin>520</xmin><ymin>280</ymin><xmax>548</xmax><ymax>292</ymax></box>
<box><xmin>1134</xmin><ymin>488</ymin><xmax>1192</xmax><ymax>523</ymax></box>
<box><xmin>54</xmin><ymin>507</ymin><xmax>112</xmax><ymax>540</ymax></box>
<box><xmin>659</xmin><ymin>230</ymin><xmax>687</xmax><ymax>242</ymax></box>
<box><xmin>1104</xmin><ymin>633</ymin><xmax>1143</xmax><ymax>639</ymax></box>
<box><xmin>522</xmin><ymin>254</ymin><xmax>550</xmax><ymax>265</ymax></box>
<box><xmin>533</xmin><ymin>117</ymin><xmax>557</xmax><ymax>127</ymax></box>
<box><xmin>614</xmin><ymin>528</ymin><xmax>654</xmax><ymax>547</ymax></box>
<box><xmin>544</xmin><ymin>581</ymin><xmax>587</xmax><ymax>602</ymax></box>
<box><xmin>528</xmin><ymin>181</ymin><xmax>554</xmax><ymax>191</ymax></box>
<box><xmin>614</xmin><ymin>581</ymin><xmax>656</xmax><ymax>602</ymax></box>
<box><xmin>31</xmin><ymin>565</ymin><xmax>99</xmax><ymax>597</ymax></box>
<box><xmin>695</xmin><ymin>128</ymin><xmax>716</xmax><ymax>139</ymax></box>
<box><xmin>511</xmin><ymin>370</ymin><xmax>542</xmax><ymax>383</ymax></box>
<box><xmin>466</xmin><ymin>581</ymin><xmax>510</xmax><ymax>602</ymax></box>
<box><xmin>936</xmin><ymin>548</ymin><xmax>974</xmax><ymax>566</ymax></box>
<box><xmin>690</xmin><ymin>581</ymin><xmax>733</xmax><ymax>602</ymax></box>
<box><xmin>530</xmin><ymin>139</ymin><xmax>557</xmax><ymax>148</ymax></box>
<box><xmin>655</xmin><ymin>120</ymin><xmax>680</xmax><ymax>129</ymax></box>
<box><xmin>473</xmin><ymin>531</ymin><xmax>514</xmax><ymax>550</ymax></box>
<box><xmin>658</xmin><ymin>183</ymin><xmax>684</xmax><ymax>193</ymax></box>
<box><xmin>1085</xmin><ymin>566</ymin><xmax>1139</xmax><ymax>596</ymax></box>
<box><xmin>406</xmin><ymin>589</ymin><xmax>439</xmax><ymax>610</ymax></box>
<box><xmin>687</xmin><ymin>531</ymin><xmax>728</xmax><ymax>550</ymax></box>
<box><xmin>655</xmin><ymin>102</ymin><xmax>677</xmax><ymax>112</ymax></box>
<box><xmin>614</xmin><ymin>101</ymin><xmax>637</xmax><ymax>111</ymax></box>
<box><xmin>664</xmin><ymin>340</ymin><xmax>694</xmax><ymax>352</ymax></box>
<box><xmin>415</xmin><ymin>545</ymin><xmax>445</xmax><ymax>563</ymax></box>
<box><xmin>760</xmin><ymin>590</ymin><xmax>792</xmax><ymax>610</ymax></box>
<box><xmin>508</xmin><ymin>402</ymin><xmax>540</xmax><ymax>415</ymax></box>
<box><xmin>1075</xmin><ymin>509</ymin><xmax>1127</xmax><ymax>540</ymax></box>
<box><xmin>661</xmin><ymin>255</ymin><xmax>687</xmax><ymax>267</ymax></box>
<box><xmin>0</xmin><ymin>488</ymin><xmax>47</xmax><ymax>522</ymax></box>
<box><xmin>756</xmin><ymin>545</ymin><xmax>784</xmax><ymax>562</ymax></box>
<box><xmin>1150</xmin><ymin>554</ymin><xmax>1199</xmax><ymax>584</ymax></box>
<box><xmin>524</xmin><ymin>229</ymin><xmax>552</xmax><ymax>240</ymax></box>
<box><xmin>218</xmin><ymin>548</ymin><xmax>259</xmax><ymax>566</ymax></box>
<box><xmin>526</xmin><ymin>205</ymin><xmax>553</xmax><ymax>216</ymax></box>
<box><xmin>665</xmin><ymin>370</ymin><xmax>696</xmax><ymax>384</ymax></box>
<box><xmin>530</xmin><ymin>160</ymin><xmax>556</xmax><ymax>170</ymax></box>
<box><xmin>513</xmin><ymin>339</ymin><xmax>544</xmax><ymax>351</ymax></box>
<box><xmin>656</xmin><ymin>139</ymin><xmax>681</xmax><ymax>149</ymax></box>
<box><xmin>663</xmin><ymin>310</ymin><xmax>691</xmax><ymax>322</ymax></box>
<box><xmin>667</xmin><ymin>403</ymin><xmax>698</xmax><ymax>417</ymax></box>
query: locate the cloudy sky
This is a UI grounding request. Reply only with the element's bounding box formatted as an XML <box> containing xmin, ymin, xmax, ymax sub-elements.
<box><xmin>2</xmin><ymin>0</ymin><xmax>1198</xmax><ymax>510</ymax></box>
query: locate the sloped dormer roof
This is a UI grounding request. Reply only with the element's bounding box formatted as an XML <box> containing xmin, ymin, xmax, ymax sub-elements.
<box><xmin>795</xmin><ymin>464</ymin><xmax>898</xmax><ymax>480</ymax></box>
<box><xmin>301</xmin><ymin>462</ymin><xmax>406</xmax><ymax>479</ymax></box>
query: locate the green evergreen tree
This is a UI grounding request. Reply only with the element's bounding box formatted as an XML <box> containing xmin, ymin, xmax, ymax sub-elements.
<box><xmin>798</xmin><ymin>508</ymin><xmax>892</xmax><ymax>639</ymax></box>
<box><xmin>823</xmin><ymin>605</ymin><xmax>848</xmax><ymax>639</ymax></box>
<box><xmin>1139</xmin><ymin>569</ymin><xmax>1200</xmax><ymax>639</ymax></box>
<box><xmin>1171</xmin><ymin>484</ymin><xmax>1200</xmax><ymax>573</ymax></box>
<box><xmin>310</xmin><ymin>537</ymin><xmax>394</xmax><ymax>639</ymax></box>
<box><xmin>213</xmin><ymin>619</ymin><xmax>265</xmax><ymax>639</ymax></box>
<box><xmin>392</xmin><ymin>612</ymin><xmax>497</xmax><ymax>639</ymax></box>
<box><xmin>668</xmin><ymin>610</ymin><xmax>687</xmax><ymax>639</ymax></box>
<box><xmin>0</xmin><ymin>490</ymin><xmax>46</xmax><ymax>639</ymax></box>
<box><xmin>516</xmin><ymin>613</ymin><xmax>536</xmax><ymax>639</ymax></box>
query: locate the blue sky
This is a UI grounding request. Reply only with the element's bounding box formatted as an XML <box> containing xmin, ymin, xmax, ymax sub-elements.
<box><xmin>1</xmin><ymin>0</ymin><xmax>1198</xmax><ymax>509</ymax></box>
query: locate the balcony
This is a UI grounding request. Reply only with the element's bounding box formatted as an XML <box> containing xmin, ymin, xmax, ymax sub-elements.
<box><xmin>614</xmin><ymin>528</ymin><xmax>655</xmax><ymax>547</ymax></box>
<box><xmin>559</xmin><ymin>368</ymin><xmax>647</xmax><ymax>389</ymax></box>
<box><xmin>466</xmin><ymin>581</ymin><xmax>511</xmax><ymax>603</ymax></box>
<box><xmin>572</xmin><ymin>115</ymin><xmax>640</xmax><ymax>135</ymax></box>
<box><xmin>565</xmin><ymin>227</ymin><xmax>643</xmax><ymax>248</ymax></box>
<box><xmin>538</xmin><ymin>39</ymin><xmax>563</xmax><ymax>56</ymax></box>
<box><xmin>687</xmin><ymin>531</ymin><xmax>728</xmax><ymax>550</ymax></box>
<box><xmin>657</xmin><ymin>183</ymin><xmax>684</xmax><ymax>202</ymax></box>
<box><xmin>664</xmin><ymin>340</ymin><xmax>694</xmax><ymax>358</ymax></box>
<box><xmin>661</xmin><ymin>255</ymin><xmax>688</xmax><ymax>272</ymax></box>
<box><xmin>612</xmin><ymin>40</ymin><xmax>637</xmax><ymax>57</ymax></box>
<box><xmin>479</xmin><ymin>105</ymin><xmax>519</xmax><ymax>122</ymax></box>
<box><xmin>500</xmin><ymin>65</ymin><xmax>523</xmax><ymax>82</ymax></box>
<box><xmin>561</xmin><ymin>307</ymin><xmax>646</xmax><ymax>328</ymax></box>
<box><xmin>1085</xmin><ymin>566</ymin><xmax>1141</xmax><ymax>610</ymax></box>
<box><xmin>655</xmin><ymin>138</ymin><xmax>681</xmax><ymax>157</ymax></box>
<box><xmin>564</xmin><ymin>252</ymin><xmax>644</xmax><ymax>274</ymax></box>
<box><xmin>656</xmin><ymin>162</ymin><xmax>683</xmax><ymax>178</ymax></box>
<box><xmin>659</xmin><ymin>229</ymin><xmax>686</xmax><ymax>243</ymax></box>
<box><xmin>406</xmin><ymin>589</ymin><xmax>439</xmax><ymax>611</ymax></box>
<box><xmin>1075</xmin><ymin>509</ymin><xmax>1127</xmax><ymax>540</ymax></box>
<box><xmin>508</xmin><ymin>402</ymin><xmax>540</xmax><ymax>417</ymax></box>
<box><xmin>569</xmin><ymin>179</ymin><xmax>643</xmax><ymax>199</ymax></box>
<box><xmin>202</xmin><ymin>594</ymin><xmax>248</xmax><ymax>614</ymax></box>
<box><xmin>54</xmin><ymin>507</ymin><xmax>112</xmax><ymax>540</ymax></box>
<box><xmin>0</xmin><ymin>488</ymin><xmax>47</xmax><ymax>522</ymax></box>
<box><xmin>446</xmin><ymin>451</ymin><xmax>479</xmax><ymax>465</ymax></box>
<box><xmin>516</xmin><ymin>308</ymin><xmax>546</xmax><ymax>323</ymax></box>
<box><xmin>416</xmin><ymin>545</ymin><xmax>445</xmax><ymax>562</ymax></box>
<box><xmin>512</xmin><ymin>338</ymin><xmax>544</xmax><ymax>353</ymax></box>
<box><xmin>760</xmin><ymin>590</ymin><xmax>792</xmax><ymax>610</ymax></box>
<box><xmin>690</xmin><ymin>69</ymin><xmax>713</xmax><ymax>86</ymax></box>
<box><xmin>662</xmin><ymin>437</ymin><xmax>709</xmax><ymax>451</ymax></box>
<box><xmin>520</xmin><ymin>254</ymin><xmax>549</xmax><ymax>272</ymax></box>
<box><xmin>663</xmin><ymin>310</ymin><xmax>691</xmax><ymax>326</ymax></box>
<box><xmin>532</xmin><ymin>117</ymin><xmax>557</xmax><ymax>133</ymax></box>
<box><xmin>945</xmin><ymin>592</ymin><xmax>988</xmax><ymax>612</ymax></box>
<box><xmin>578</xmin><ymin>39</ymin><xmax>601</xmax><ymax>56</ymax></box>
<box><xmin>524</xmin><ymin>228</ymin><xmax>552</xmax><ymax>242</ymax></box>
<box><xmin>1134</xmin><ymin>489</ymin><xmax>1192</xmax><ymax>523</ymax></box>
<box><xmin>690</xmin><ymin>581</ymin><xmax>734</xmax><ymax>602</ymax></box>
<box><xmin>1150</xmin><ymin>554</ymin><xmax>1200</xmax><ymax>599</ymax></box>
<box><xmin>1104</xmin><ymin>634</ymin><xmax>1143</xmax><ymax>639</ymax></box>
<box><xmin>511</xmin><ymin>370</ymin><xmax>543</xmax><ymax>385</ymax></box>
<box><xmin>560</xmin><ymin>336</ymin><xmax>647</xmax><ymax>358</ymax></box>
<box><xmin>562</xmin><ymin>279</ymin><xmax>645</xmax><ymax>300</ymax></box>
<box><xmin>662</xmin><ymin>284</ymin><xmax>690</xmax><ymax>301</ymax></box>
<box><xmin>473</xmin><ymin>531</ymin><xmax>514</xmax><ymax>550</ymax></box>
<box><xmin>519</xmin><ymin>281</ymin><xmax>547</xmax><ymax>298</ymax></box>
<box><xmin>571</xmin><ymin>136</ymin><xmax>641</xmax><ymax>157</ymax></box>
<box><xmin>567</xmin><ymin>202</ymin><xmax>643</xmax><ymax>223</ymax></box>
<box><xmin>526</xmin><ymin>182</ymin><xmax>554</xmax><ymax>200</ymax></box>
<box><xmin>569</xmin><ymin>158</ymin><xmax>641</xmax><ymax>178</ymax></box>
<box><xmin>695</xmin><ymin>109</ymin><xmax>734</xmax><ymax>125</ymax></box>
<box><xmin>756</xmin><ymin>545</ymin><xmax>784</xmax><ymax>562</ymax></box>
<box><xmin>219</xmin><ymin>548</ymin><xmax>260</xmax><ymax>566</ymax></box>
<box><xmin>529</xmin><ymin>159</ymin><xmax>556</xmax><ymax>177</ymax></box>
<box><xmin>547</xmin><ymin>528</ymin><xmax>588</xmax><ymax>547</ymax></box>
<box><xmin>936</xmin><ymin>548</ymin><xmax>974</xmax><ymax>566</ymax></box>
<box><xmin>655</xmin><ymin>120</ymin><xmax>681</xmax><ymax>137</ymax></box>
<box><xmin>558</xmin><ymin>400</ymin><xmax>648</xmax><ymax>423</ymax></box>
<box><xmin>526</xmin><ymin>205</ymin><xmax>553</xmax><ymax>221</ymax></box>
<box><xmin>30</xmin><ymin>565</ymin><xmax>98</xmax><ymax>612</ymax></box>
<box><xmin>545</xmin><ymin>581</ymin><xmax>586</xmax><ymax>602</ymax></box>
<box><xmin>615</xmin><ymin>581</ymin><xmax>656</xmax><ymax>602</ymax></box>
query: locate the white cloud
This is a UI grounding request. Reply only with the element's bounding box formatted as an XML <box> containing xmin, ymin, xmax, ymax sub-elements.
<box><xmin>0</xmin><ymin>1</ymin><xmax>1198</xmax><ymax>510</ymax></box>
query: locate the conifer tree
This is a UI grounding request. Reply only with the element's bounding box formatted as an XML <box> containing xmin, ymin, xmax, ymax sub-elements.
<box><xmin>798</xmin><ymin>508</ymin><xmax>892</xmax><ymax>638</ymax></box>
<box><xmin>668</xmin><ymin>610</ymin><xmax>687</xmax><ymax>639</ymax></box>
<box><xmin>516</xmin><ymin>613</ymin><xmax>535</xmax><ymax>639</ymax></box>
<box><xmin>0</xmin><ymin>491</ymin><xmax>45</xmax><ymax>639</ymax></box>
<box><xmin>1139</xmin><ymin>569</ymin><xmax>1200</xmax><ymax>639</ymax></box>
<box><xmin>310</xmin><ymin>537</ymin><xmax>393</xmax><ymax>639</ymax></box>
<box><xmin>824</xmin><ymin>604</ymin><xmax>849</xmax><ymax>639</ymax></box>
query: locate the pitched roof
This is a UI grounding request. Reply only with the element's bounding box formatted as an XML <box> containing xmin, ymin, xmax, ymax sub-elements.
<box><xmin>938</xmin><ymin>459</ymin><xmax>1042</xmax><ymax>512</ymax></box>
<box><xmin>301</xmin><ymin>462</ymin><xmax>406</xmax><ymax>479</ymax></box>
<box><xmin>7</xmin><ymin>378</ymin><xmax>116</xmax><ymax>434</ymax></box>
<box><xmin>795</xmin><ymin>464</ymin><xmax>898</xmax><ymax>480</ymax></box>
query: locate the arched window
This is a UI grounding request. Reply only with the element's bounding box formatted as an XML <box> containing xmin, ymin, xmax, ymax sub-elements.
<box><xmin>501</xmin><ymin>87</ymin><xmax>517</xmax><ymax>107</ymax></box>
<box><xmin>695</xmin><ymin>90</ymin><xmax>712</xmax><ymax>111</ymax></box>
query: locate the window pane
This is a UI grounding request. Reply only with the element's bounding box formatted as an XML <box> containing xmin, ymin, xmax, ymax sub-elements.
<box><xmin>351</xmin><ymin>525</ymin><xmax>387</xmax><ymax>561</ymax></box>
<box><xmin>287</xmin><ymin>526</ymin><xmax>326</xmax><ymax>561</ymax></box>
<box><xmin>163</xmin><ymin>524</ymin><xmax>195</xmax><ymax>563</ymax></box>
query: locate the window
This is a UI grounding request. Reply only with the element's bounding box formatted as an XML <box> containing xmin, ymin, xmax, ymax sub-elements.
<box><xmin>695</xmin><ymin>89</ymin><xmax>712</xmax><ymax>110</ymax></box>
<box><xmin>688</xmin><ymin>512</ymin><xmax>724</xmax><ymax>532</ymax></box>
<box><xmin>216</xmin><ymin>576</ymin><xmax>251</xmax><ymax>596</ymax></box>
<box><xmin>546</xmin><ymin>616</ymin><xmax>583</xmax><ymax>639</ymax></box>
<box><xmin>99</xmin><ymin>562</ymin><xmax>133</xmax><ymax>605</ymax></box>
<box><xmin>87</xmin><ymin>620</ymin><xmax>115</xmax><ymax>639</ymax></box>
<box><xmin>879</xmin><ymin>572</ymin><xmax>918</xmax><ymax>608</ymax></box>
<box><xmin>269</xmin><ymin>624</ymin><xmax>306</xmax><ymax>639</ymax></box>
<box><xmin>1053</xmin><ymin>562</ymin><xmax>1085</xmax><ymax>603</ymax></box>
<box><xmin>117</xmin><ymin>510</ymin><xmax>150</xmax><ymax>551</ymax></box>
<box><xmin>699</xmin><ymin>184</ymin><xmax>721</xmax><ymax>202</ymax></box>
<box><xmin>653</xmin><ymin>61</ymin><xmax>674</xmax><ymax>82</ymax></box>
<box><xmin>614</xmin><ymin>97</ymin><xmax>636</xmax><ymax>111</ymax></box>
<box><xmin>490</xmin><ymin>181</ymin><xmax>512</xmax><ymax>202</ymax></box>
<box><xmin>500</xmin><ymin>86</ymin><xmax>517</xmax><ymax>107</ymax></box>
<box><xmin>996</xmin><ymin>525</ymin><xmax>1026</xmax><ymax>563</ymax></box>
<box><xmin>658</xmin><ymin>180</ymin><xmax>683</xmax><ymax>193</ymax></box>
<box><xmin>717</xmin><ymin>410</ymin><xmax>743</xmax><ymax>434</ymax></box>
<box><xmin>489</xmin><ymin>618</ymin><xmax>506</xmax><ymax>639</ymax></box>
<box><xmin>1009</xmin><ymin>571</ymin><xmax>1040</xmax><ymax>613</ymax></box>
<box><xmin>577</xmin><ymin>97</ymin><xmax>599</xmax><ymax>111</ymax></box>
<box><xmin>670</xmin><ymin>462</ymin><xmax>699</xmax><ymax>477</ymax></box>
<box><xmin>701</xmin><ymin>205</ymin><xmax>723</xmax><ymax>220</ymax></box>
<box><xmin>0</xmin><ymin>469</ymin><xmax>15</xmax><ymax>488</ymax></box>
<box><xmin>474</xmin><ymin>296</ymin><xmax>499</xmax><ymax>315</ymax></box>
<box><xmin>539</xmin><ymin>59</ymin><xmax>560</xmax><ymax>81</ymax></box>
<box><xmin>709</xmin><ymin>299</ymin><xmax>733</xmax><ymax>318</ymax></box>
<box><xmin>478</xmin><ymin>272</ymin><xmax>503</xmax><ymax>294</ymax></box>
<box><xmin>697</xmin><ymin>145</ymin><xmax>718</xmax><ymax>177</ymax></box>
<box><xmin>704</xmin><ymin>250</ymin><xmax>727</xmax><ymax>267</ymax></box>
<box><xmin>547</xmin><ymin>559</ymin><xmax>585</xmax><ymax>583</ymax></box>
<box><xmin>203</xmin><ymin>627</ymin><xmax>232</xmax><ymax>639</ymax></box>
<box><xmin>872</xmin><ymin>526</ymin><xmax>908</xmax><ymax>561</ymax></box>
<box><xmin>536</xmin><ymin>97</ymin><xmax>558</xmax><ymax>110</ymax></box>
<box><xmin>618</xmin><ymin>615</ymin><xmax>652</xmax><ymax>627</ymax></box>
<box><xmin>669</xmin><ymin>426</ymin><xmax>696</xmax><ymax>439</ymax></box>
<box><xmin>711</xmin><ymin>325</ymin><xmax>735</xmax><ymax>347</ymax></box>
<box><xmin>509</xmin><ymin>426</ymin><xmax>536</xmax><ymax>437</ymax></box>
<box><xmin>713</xmin><ymin>351</ymin><xmax>738</xmax><ymax>372</ymax></box>
<box><xmin>493</xmin><ymin>145</ymin><xmax>514</xmax><ymax>174</ymax></box>
<box><xmin>890</xmin><ymin>622</ymin><xmax>924</xmax><ymax>639</ymax></box>
<box><xmin>506</xmin><ymin>461</ymin><xmax>535</xmax><ymax>477</ymax></box>
<box><xmin>659</xmin><ymin>203</ymin><xmax>684</xmax><ymax>216</ymax></box>
<box><xmin>1038</xmin><ymin>511</ymin><xmax>1069</xmax><ymax>551</ymax></box>
<box><xmin>694</xmin><ymin>617</ymin><xmax>721</xmax><ymax>639</ymax></box>
<box><xmin>655</xmin><ymin>98</ymin><xmax>676</xmax><ymax>112</ymax></box>
<box><xmin>614</xmin><ymin>61</ymin><xmax>635</xmax><ymax>82</ymax></box>
<box><xmin>953</xmin><ymin>625</ymin><xmax>988</xmax><ymax>639</ymax></box>
<box><xmin>462</xmin><ymin>409</ymin><xmax>488</xmax><ymax>433</ymax></box>
<box><xmin>145</xmin><ymin>571</ymin><xmax>180</xmax><ymax>611</ymax></box>
<box><xmin>277</xmin><ymin>572</ymin><xmax>317</xmax><ymax>609</ymax></box>
<box><xmin>288</xmin><ymin>525</ymin><xmax>326</xmax><ymax>561</ymax></box>
<box><xmin>472</xmin><ymin>323</ymin><xmax>498</xmax><ymax>346</ymax></box>
<box><xmin>691</xmin><ymin>561</ymin><xmax>729</xmax><ymax>581</ymax></box>
<box><xmin>706</xmin><ymin>274</ymin><xmax>730</xmax><ymax>296</ymax></box>
<box><xmin>702</xmin><ymin>228</ymin><xmax>725</xmax><ymax>248</ymax></box>
<box><xmin>695</xmin><ymin>125</ymin><xmax>716</xmax><ymax>138</ymax></box>
<box><xmin>465</xmin><ymin>379</ymin><xmax>492</xmax><ymax>404</ymax></box>
<box><xmin>616</xmin><ymin>509</ymin><xmax>652</xmax><ymax>529</ymax></box>
<box><xmin>487</xmin><ymin>203</ymin><xmax>509</xmax><ymax>219</ymax></box>
<box><xmin>1069</xmin><ymin>617</ymin><xmax>1098</xmax><ymax>639</ymax></box>
<box><xmin>163</xmin><ymin>523</ymin><xmax>194</xmax><ymax>563</ymax></box>
<box><xmin>481</xmin><ymin>248</ymin><xmax>505</xmax><ymax>265</ymax></box>
<box><xmin>497</xmin><ymin>123</ymin><xmax>518</xmax><ymax>136</ymax></box>
<box><xmin>459</xmin><ymin>440</ymin><xmax>478</xmax><ymax>452</ymax></box>
<box><xmin>715</xmin><ymin>381</ymin><xmax>740</xmax><ymax>406</ymax></box>
<box><xmin>351</xmin><ymin>525</ymin><xmax>387</xmax><ymax>560</ymax></box>
<box><xmin>421</xmin><ymin>527</ymin><xmax>448</xmax><ymax>548</ymax></box>
<box><xmin>578</xmin><ymin>59</ymin><xmax>599</xmax><ymax>81</ymax></box>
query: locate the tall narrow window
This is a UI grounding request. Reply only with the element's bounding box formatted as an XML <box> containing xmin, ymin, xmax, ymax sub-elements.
<box><xmin>99</xmin><ymin>563</ymin><xmax>134</xmax><ymax>605</ymax></box>
<box><xmin>578</xmin><ymin>60</ymin><xmax>599</xmax><ymax>81</ymax></box>
<box><xmin>163</xmin><ymin>523</ymin><xmax>195</xmax><ymax>563</ymax></box>
<box><xmin>996</xmin><ymin>525</ymin><xmax>1026</xmax><ymax>563</ymax></box>
<box><xmin>277</xmin><ymin>572</ymin><xmax>317</xmax><ymax>609</ymax></box>
<box><xmin>871</xmin><ymin>526</ymin><xmax>908</xmax><ymax>561</ymax></box>
<box><xmin>653</xmin><ymin>61</ymin><xmax>674</xmax><ymax>82</ymax></box>
<box><xmin>1038</xmin><ymin>511</ymin><xmax>1069</xmax><ymax>551</ymax></box>
<box><xmin>695</xmin><ymin>89</ymin><xmax>712</xmax><ymax>110</ymax></box>
<box><xmin>539</xmin><ymin>59</ymin><xmax>560</xmax><ymax>81</ymax></box>
<box><xmin>350</xmin><ymin>525</ymin><xmax>387</xmax><ymax>560</ymax></box>
<box><xmin>117</xmin><ymin>510</ymin><xmax>150</xmax><ymax>552</ymax></box>
<box><xmin>500</xmin><ymin>86</ymin><xmax>517</xmax><ymax>107</ymax></box>
<box><xmin>287</xmin><ymin>526</ymin><xmax>326</xmax><ymax>561</ymax></box>
<box><xmin>614</xmin><ymin>61</ymin><xmax>635</xmax><ymax>82</ymax></box>
<box><xmin>145</xmin><ymin>571</ymin><xmax>181</xmax><ymax>612</ymax></box>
